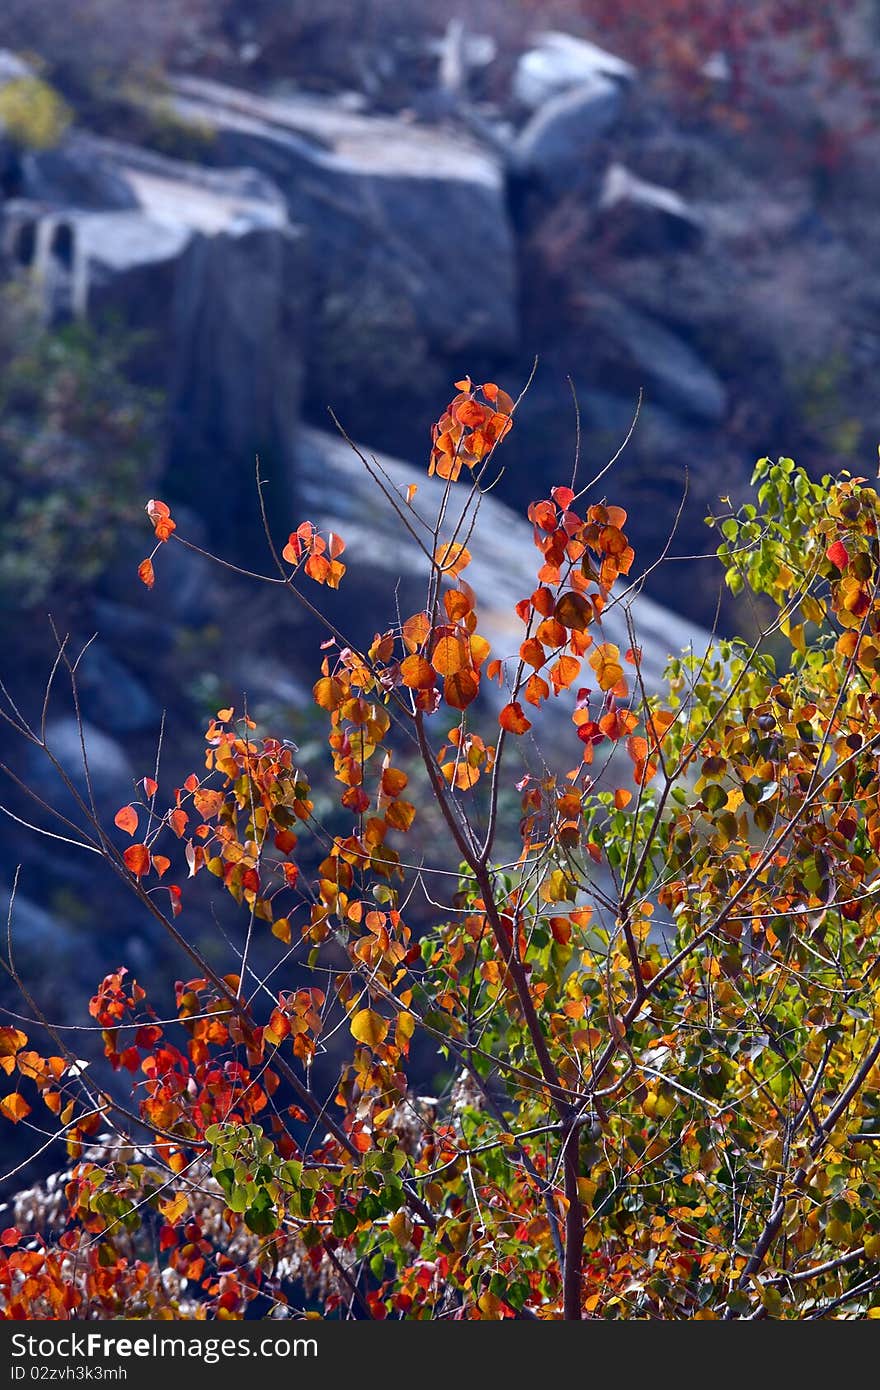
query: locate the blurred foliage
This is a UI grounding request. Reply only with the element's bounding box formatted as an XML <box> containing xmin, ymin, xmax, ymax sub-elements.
<box><xmin>0</xmin><ymin>287</ymin><xmax>160</xmax><ymax>614</ymax></box>
<box><xmin>0</xmin><ymin>76</ymin><xmax>70</xmax><ymax>150</ymax></box>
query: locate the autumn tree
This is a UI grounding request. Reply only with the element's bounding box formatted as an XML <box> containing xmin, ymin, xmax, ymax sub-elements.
<box><xmin>4</xmin><ymin>382</ymin><xmax>880</xmax><ymax>1318</ymax></box>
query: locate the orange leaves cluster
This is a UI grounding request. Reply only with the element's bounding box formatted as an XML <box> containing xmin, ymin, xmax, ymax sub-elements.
<box><xmin>282</xmin><ymin>521</ymin><xmax>346</xmax><ymax>588</ymax></box>
<box><xmin>147</xmin><ymin>498</ymin><xmax>176</xmax><ymax>543</ymax></box>
<box><xmin>439</xmin><ymin>726</ymin><xmax>495</xmax><ymax>791</ymax></box>
<box><xmin>265</xmin><ymin>987</ymin><xmax>325</xmax><ymax>1060</ymax></box>
<box><xmin>399</xmin><ymin>578</ymin><xmax>490</xmax><ymax>716</ymax></box>
<box><xmin>429</xmin><ymin>379</ymin><xmax>514</xmax><ymax>483</ymax></box>
<box><xmin>0</xmin><ymin>1025</ymin><xmax>73</xmax><ymax>1137</ymax></box>
<box><xmin>138</xmin><ymin>499</ymin><xmax>176</xmax><ymax>589</ymax></box>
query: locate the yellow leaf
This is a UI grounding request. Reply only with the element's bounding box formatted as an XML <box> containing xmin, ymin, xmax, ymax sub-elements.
<box><xmin>159</xmin><ymin>1191</ymin><xmax>188</xmax><ymax>1226</ymax></box>
<box><xmin>388</xmin><ymin>1210</ymin><xmax>412</xmax><ymax>1245</ymax></box>
<box><xmin>271</xmin><ymin>917</ymin><xmax>292</xmax><ymax>945</ymax></box>
<box><xmin>589</xmin><ymin>642</ymin><xmax>624</xmax><ymax>693</ymax></box>
<box><xmin>350</xmin><ymin>1009</ymin><xmax>389</xmax><ymax>1047</ymax></box>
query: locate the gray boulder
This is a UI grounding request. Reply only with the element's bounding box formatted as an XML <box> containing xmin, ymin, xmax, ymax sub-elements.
<box><xmin>27</xmin><ymin>718</ymin><xmax>135</xmax><ymax>820</ymax></box>
<box><xmin>166</xmin><ymin>77</ymin><xmax>518</xmax><ymax>447</ymax></box>
<box><xmin>513</xmin><ymin>79</ymin><xmax>624</xmax><ymax>195</ymax></box>
<box><xmin>76</xmin><ymin>642</ymin><xmax>159</xmax><ymax>736</ymax></box>
<box><xmin>513</xmin><ymin>32</ymin><xmax>635</xmax><ymax>109</ymax></box>
<box><xmin>0</xmin><ymin>51</ymin><xmax>32</xmax><ymax>86</ymax></box>
<box><xmin>0</xmin><ymin>885</ymin><xmax>105</xmax><ymax>1020</ymax></box>
<box><xmin>20</xmin><ymin>130</ymin><xmax>140</xmax><ymax>210</ymax></box>
<box><xmin>596</xmin><ymin>163</ymin><xmax>705</xmax><ymax>254</ymax></box>
<box><xmin>3</xmin><ymin>138</ymin><xmax>306</xmax><ymax>553</ymax></box>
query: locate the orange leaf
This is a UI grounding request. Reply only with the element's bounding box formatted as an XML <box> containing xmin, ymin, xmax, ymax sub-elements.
<box><xmin>114</xmin><ymin>805</ymin><xmax>138</xmax><ymax>837</ymax></box>
<box><xmin>400</xmin><ymin>655</ymin><xmax>436</xmax><ymax>690</ymax></box>
<box><xmin>313</xmin><ymin>676</ymin><xmax>345</xmax><ymax>711</ymax></box>
<box><xmin>627</xmin><ymin>735</ymin><xmax>649</xmax><ymax>763</ymax></box>
<box><xmin>0</xmin><ymin>1093</ymin><xmax>30</xmax><ymax>1124</ymax></box>
<box><xmin>499</xmin><ymin>702</ymin><xmax>532</xmax><ymax>735</ymax></box>
<box><xmin>385</xmin><ymin>799</ymin><xmax>416</xmax><ymax>832</ymax></box>
<box><xmin>442</xmin><ymin>760</ymin><xmax>481</xmax><ymax>790</ymax></box>
<box><xmin>146</xmin><ymin>498</ymin><xmax>171</xmax><ymax>524</ymax></box>
<box><xmin>647</xmin><ymin>709</ymin><xmax>675</xmax><ymax>744</ymax></box>
<box><xmin>536</xmin><ymin>618</ymin><xmax>568</xmax><ymax>648</ymax></box>
<box><xmin>444</xmin><ymin>589</ymin><xmax>473</xmax><ymax>621</ymax></box>
<box><xmin>138</xmin><ymin>558</ymin><xmax>155</xmax><ymax>589</ymax></box>
<box><xmin>123</xmin><ymin>844</ymin><xmax>151</xmax><ymax>878</ymax></box>
<box><xmin>381</xmin><ymin>767</ymin><xmax>409</xmax><ymax>797</ymax></box>
<box><xmin>159</xmin><ymin>1191</ymin><xmax>188</xmax><ymax>1227</ymax></box>
<box><xmin>549</xmin><ymin>654</ymin><xmax>581</xmax><ymax>694</ymax></box>
<box><xmin>0</xmin><ymin>1028</ymin><xmax>27</xmax><ymax>1059</ymax></box>
<box><xmin>434</xmin><ymin>542</ymin><xmax>471</xmax><ymax>577</ymax></box>
<box><xmin>524</xmin><ymin>674</ymin><xmax>550</xmax><ymax>706</ymax></box>
<box><xmin>444</xmin><ymin>670</ymin><xmax>479</xmax><ymax>710</ymax></box>
<box><xmin>520</xmin><ymin>638</ymin><xmax>546</xmax><ymax>670</ymax></box>
<box><xmin>614</xmin><ymin>788</ymin><xmax>633</xmax><ymax>810</ymax></box>
<box><xmin>432</xmin><ymin>635</ymin><xmax>468</xmax><ymax>676</ymax></box>
<box><xmin>402</xmin><ymin>611</ymin><xmax>431</xmax><ymax>652</ymax></box>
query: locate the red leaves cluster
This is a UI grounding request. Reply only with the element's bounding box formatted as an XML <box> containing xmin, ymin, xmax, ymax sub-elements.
<box><xmin>492</xmin><ymin>495</ymin><xmax>636</xmax><ymax>749</ymax></box>
<box><xmin>429</xmin><ymin>379</ymin><xmax>514</xmax><ymax>482</ymax></box>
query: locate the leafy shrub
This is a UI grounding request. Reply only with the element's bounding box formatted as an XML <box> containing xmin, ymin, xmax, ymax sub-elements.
<box><xmin>0</xmin><ymin>76</ymin><xmax>70</xmax><ymax>150</ymax></box>
<box><xmin>0</xmin><ymin>289</ymin><xmax>159</xmax><ymax>613</ymax></box>
<box><xmin>5</xmin><ymin>383</ymin><xmax>880</xmax><ymax>1319</ymax></box>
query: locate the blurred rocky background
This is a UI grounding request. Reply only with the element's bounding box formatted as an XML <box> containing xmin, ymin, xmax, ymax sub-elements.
<box><xmin>0</xmin><ymin>0</ymin><xmax>878</xmax><ymax>1167</ymax></box>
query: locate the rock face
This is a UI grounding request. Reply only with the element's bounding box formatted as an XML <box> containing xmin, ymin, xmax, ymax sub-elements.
<box><xmin>596</xmin><ymin>163</ymin><xmax>705</xmax><ymax>254</ymax></box>
<box><xmin>578</xmin><ymin>292</ymin><xmax>727</xmax><ymax>423</ymax></box>
<box><xmin>2</xmin><ymin>136</ymin><xmax>306</xmax><ymax>552</ymax></box>
<box><xmin>166</xmin><ymin>77</ymin><xmax>519</xmax><ymax>451</ymax></box>
<box><xmin>513</xmin><ymin>79</ymin><xmax>624</xmax><ymax>195</ymax></box>
<box><xmin>20</xmin><ymin>131</ymin><xmax>140</xmax><ymax>210</ymax></box>
<box><xmin>294</xmin><ymin>425</ymin><xmax>709</xmax><ymax>752</ymax></box>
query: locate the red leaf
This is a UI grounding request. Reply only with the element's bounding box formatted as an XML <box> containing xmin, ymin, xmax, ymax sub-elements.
<box><xmin>123</xmin><ymin>844</ymin><xmax>151</xmax><ymax>878</ymax></box>
<box><xmin>114</xmin><ymin>805</ymin><xmax>138</xmax><ymax>836</ymax></box>
<box><xmin>826</xmin><ymin>539</ymin><xmax>850</xmax><ymax>569</ymax></box>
